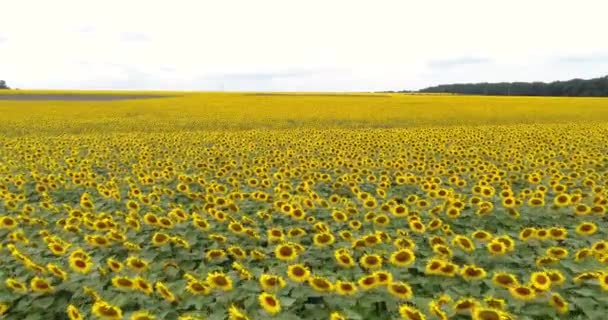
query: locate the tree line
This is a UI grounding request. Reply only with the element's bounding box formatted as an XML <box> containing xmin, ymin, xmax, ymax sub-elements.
<box><xmin>0</xmin><ymin>80</ymin><xmax>9</xmax><ymax>89</ymax></box>
<box><xmin>417</xmin><ymin>75</ymin><xmax>608</xmax><ymax>97</ymax></box>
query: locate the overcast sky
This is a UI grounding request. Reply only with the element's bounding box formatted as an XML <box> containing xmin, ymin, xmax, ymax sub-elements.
<box><xmin>1</xmin><ymin>0</ymin><xmax>607</xmax><ymax>91</ymax></box>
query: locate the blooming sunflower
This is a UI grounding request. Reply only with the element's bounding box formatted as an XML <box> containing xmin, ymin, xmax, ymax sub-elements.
<box><xmin>91</xmin><ymin>300</ymin><xmax>123</xmax><ymax>320</ymax></box>
<box><xmin>335</xmin><ymin>280</ymin><xmax>358</xmax><ymax>295</ymax></box>
<box><xmin>259</xmin><ymin>292</ymin><xmax>281</xmax><ymax>314</ymax></box>
<box><xmin>67</xmin><ymin>304</ymin><xmax>83</xmax><ymax>320</ymax></box>
<box><xmin>492</xmin><ymin>272</ymin><xmax>519</xmax><ymax>288</ymax></box>
<box><xmin>549</xmin><ymin>293</ymin><xmax>569</xmax><ymax>314</ymax></box>
<box><xmin>387</xmin><ymin>281</ymin><xmax>413</xmax><ymax>299</ymax></box>
<box><xmin>275</xmin><ymin>243</ymin><xmax>298</xmax><ymax>261</ymax></box>
<box><xmin>134</xmin><ymin>277</ymin><xmax>154</xmax><ymax>295</ymax></box>
<box><xmin>186</xmin><ymin>280</ymin><xmax>211</xmax><ymax>295</ymax></box>
<box><xmin>155</xmin><ymin>282</ymin><xmax>176</xmax><ymax>303</ymax></box>
<box><xmin>287</xmin><ymin>263</ymin><xmax>310</xmax><ymax>282</ymax></box>
<box><xmin>471</xmin><ymin>307</ymin><xmax>504</xmax><ymax>320</ymax></box>
<box><xmin>228</xmin><ymin>304</ymin><xmax>250</xmax><ymax>320</ymax></box>
<box><xmin>5</xmin><ymin>278</ymin><xmax>27</xmax><ymax>293</ymax></box>
<box><xmin>576</xmin><ymin>221</ymin><xmax>597</xmax><ymax>235</ymax></box>
<box><xmin>360</xmin><ymin>254</ymin><xmax>383</xmax><ymax>269</ymax></box>
<box><xmin>357</xmin><ymin>274</ymin><xmax>378</xmax><ymax>290</ymax></box>
<box><xmin>308</xmin><ymin>276</ymin><xmax>333</xmax><ymax>292</ymax></box>
<box><xmin>130</xmin><ymin>310</ymin><xmax>156</xmax><ymax>320</ymax></box>
<box><xmin>460</xmin><ymin>264</ymin><xmax>487</xmax><ymax>281</ymax></box>
<box><xmin>313</xmin><ymin>232</ymin><xmax>335</xmax><ymax>247</ymax></box>
<box><xmin>487</xmin><ymin>240</ymin><xmax>507</xmax><ymax>255</ymax></box>
<box><xmin>30</xmin><ymin>277</ymin><xmax>53</xmax><ymax>294</ymax></box>
<box><xmin>206</xmin><ymin>271</ymin><xmax>233</xmax><ymax>291</ymax></box>
<box><xmin>389</xmin><ymin>248</ymin><xmax>416</xmax><ymax>267</ymax></box>
<box><xmin>260</xmin><ymin>274</ymin><xmax>286</xmax><ymax>292</ymax></box>
<box><xmin>509</xmin><ymin>285</ymin><xmax>536</xmax><ymax>300</ymax></box>
<box><xmin>399</xmin><ymin>304</ymin><xmax>426</xmax><ymax>320</ymax></box>
<box><xmin>530</xmin><ymin>271</ymin><xmax>552</xmax><ymax>291</ymax></box>
<box><xmin>126</xmin><ymin>256</ymin><xmax>149</xmax><ymax>272</ymax></box>
<box><xmin>112</xmin><ymin>276</ymin><xmax>134</xmax><ymax>290</ymax></box>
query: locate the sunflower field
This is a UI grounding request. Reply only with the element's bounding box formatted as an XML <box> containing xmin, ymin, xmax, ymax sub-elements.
<box><xmin>1</xmin><ymin>92</ymin><xmax>608</xmax><ymax>320</ymax></box>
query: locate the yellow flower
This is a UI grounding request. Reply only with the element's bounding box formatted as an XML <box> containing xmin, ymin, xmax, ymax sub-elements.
<box><xmin>308</xmin><ymin>276</ymin><xmax>334</xmax><ymax>292</ymax></box>
<box><xmin>155</xmin><ymin>282</ymin><xmax>176</xmax><ymax>302</ymax></box>
<box><xmin>549</xmin><ymin>293</ymin><xmax>569</xmax><ymax>314</ymax></box>
<box><xmin>206</xmin><ymin>271</ymin><xmax>233</xmax><ymax>291</ymax></box>
<box><xmin>228</xmin><ymin>304</ymin><xmax>250</xmax><ymax>320</ymax></box>
<box><xmin>360</xmin><ymin>254</ymin><xmax>383</xmax><ymax>269</ymax></box>
<box><xmin>67</xmin><ymin>304</ymin><xmax>84</xmax><ymax>320</ymax></box>
<box><xmin>112</xmin><ymin>276</ymin><xmax>135</xmax><ymax>290</ymax></box>
<box><xmin>30</xmin><ymin>277</ymin><xmax>53</xmax><ymax>294</ymax></box>
<box><xmin>1</xmin><ymin>303</ymin><xmax>10</xmax><ymax>316</ymax></box>
<box><xmin>389</xmin><ymin>248</ymin><xmax>416</xmax><ymax>267</ymax></box>
<box><xmin>5</xmin><ymin>278</ymin><xmax>27</xmax><ymax>293</ymax></box>
<box><xmin>287</xmin><ymin>263</ymin><xmax>310</xmax><ymax>282</ymax></box>
<box><xmin>509</xmin><ymin>285</ymin><xmax>536</xmax><ymax>301</ymax></box>
<box><xmin>335</xmin><ymin>280</ymin><xmax>358</xmax><ymax>295</ymax></box>
<box><xmin>91</xmin><ymin>300</ymin><xmax>123</xmax><ymax>320</ymax></box>
<box><xmin>399</xmin><ymin>304</ymin><xmax>426</xmax><ymax>320</ymax></box>
<box><xmin>275</xmin><ymin>243</ymin><xmax>298</xmax><ymax>261</ymax></box>
<box><xmin>260</xmin><ymin>274</ymin><xmax>286</xmax><ymax>292</ymax></box>
<box><xmin>530</xmin><ymin>271</ymin><xmax>551</xmax><ymax>291</ymax></box>
<box><xmin>259</xmin><ymin>292</ymin><xmax>281</xmax><ymax>315</ymax></box>
<box><xmin>460</xmin><ymin>264</ymin><xmax>487</xmax><ymax>281</ymax></box>
<box><xmin>387</xmin><ymin>281</ymin><xmax>413</xmax><ymax>299</ymax></box>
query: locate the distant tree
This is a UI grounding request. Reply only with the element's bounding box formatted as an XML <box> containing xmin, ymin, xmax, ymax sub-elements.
<box><xmin>0</xmin><ymin>80</ymin><xmax>9</xmax><ymax>89</ymax></box>
<box><xmin>418</xmin><ymin>75</ymin><xmax>608</xmax><ymax>97</ymax></box>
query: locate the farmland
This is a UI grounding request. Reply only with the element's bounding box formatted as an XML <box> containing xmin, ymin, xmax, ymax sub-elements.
<box><xmin>1</xmin><ymin>92</ymin><xmax>608</xmax><ymax>320</ymax></box>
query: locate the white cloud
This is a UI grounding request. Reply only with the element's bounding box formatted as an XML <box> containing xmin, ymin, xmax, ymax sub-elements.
<box><xmin>1</xmin><ymin>0</ymin><xmax>607</xmax><ymax>91</ymax></box>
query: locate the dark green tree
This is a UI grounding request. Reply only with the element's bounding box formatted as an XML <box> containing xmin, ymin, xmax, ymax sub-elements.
<box><xmin>0</xmin><ymin>80</ymin><xmax>9</xmax><ymax>89</ymax></box>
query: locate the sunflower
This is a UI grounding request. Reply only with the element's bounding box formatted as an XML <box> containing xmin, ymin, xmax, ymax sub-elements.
<box><xmin>30</xmin><ymin>277</ymin><xmax>53</xmax><ymax>294</ymax></box>
<box><xmin>471</xmin><ymin>230</ymin><xmax>492</xmax><ymax>242</ymax></box>
<box><xmin>259</xmin><ymin>292</ymin><xmax>281</xmax><ymax>314</ymax></box>
<box><xmin>545</xmin><ymin>269</ymin><xmax>565</xmax><ymax>286</ymax></box>
<box><xmin>535</xmin><ymin>256</ymin><xmax>558</xmax><ymax>267</ymax></box>
<box><xmin>5</xmin><ymin>278</ymin><xmax>27</xmax><ymax>293</ymax></box>
<box><xmin>599</xmin><ymin>273</ymin><xmax>608</xmax><ymax>291</ymax></box>
<box><xmin>484</xmin><ymin>296</ymin><xmax>505</xmax><ymax>309</ymax></box>
<box><xmin>91</xmin><ymin>300</ymin><xmax>123</xmax><ymax>320</ymax></box>
<box><xmin>452</xmin><ymin>235</ymin><xmax>475</xmax><ymax>252</ymax></box>
<box><xmin>0</xmin><ymin>216</ymin><xmax>18</xmax><ymax>229</ymax></box>
<box><xmin>260</xmin><ymin>274</ymin><xmax>286</xmax><ymax>292</ymax></box>
<box><xmin>151</xmin><ymin>232</ymin><xmax>171</xmax><ymax>246</ymax></box>
<box><xmin>43</xmin><ymin>264</ymin><xmax>66</xmax><ymax>282</ymax></box>
<box><xmin>548</xmin><ymin>227</ymin><xmax>567</xmax><ymax>240</ymax></box>
<box><xmin>67</xmin><ymin>304</ymin><xmax>83</xmax><ymax>320</ymax></box>
<box><xmin>186</xmin><ymin>280</ymin><xmax>211</xmax><ymax>295</ymax></box>
<box><xmin>206</xmin><ymin>249</ymin><xmax>226</xmax><ymax>260</ymax></box>
<box><xmin>287</xmin><ymin>263</ymin><xmax>310</xmax><ymax>282</ymax></box>
<box><xmin>228</xmin><ymin>246</ymin><xmax>247</xmax><ymax>260</ymax></box>
<box><xmin>112</xmin><ymin>276</ymin><xmax>135</xmax><ymax>290</ymax></box>
<box><xmin>155</xmin><ymin>282</ymin><xmax>176</xmax><ymax>303</ymax></box>
<box><xmin>549</xmin><ymin>293</ymin><xmax>569</xmax><ymax>314</ymax></box>
<box><xmin>553</xmin><ymin>193</ymin><xmax>570</xmax><ymax>207</ymax></box>
<box><xmin>530</xmin><ymin>271</ymin><xmax>552</xmax><ymax>291</ymax></box>
<box><xmin>576</xmin><ymin>221</ymin><xmax>597</xmax><ymax>235</ymax></box>
<box><xmin>335</xmin><ymin>280</ymin><xmax>358</xmax><ymax>295</ymax></box>
<box><xmin>360</xmin><ymin>254</ymin><xmax>383</xmax><ymax>269</ymax></box>
<box><xmin>313</xmin><ymin>233</ymin><xmax>335</xmax><ymax>247</ymax></box>
<box><xmin>275</xmin><ymin>243</ymin><xmax>298</xmax><ymax>261</ymax></box>
<box><xmin>130</xmin><ymin>311</ymin><xmax>156</xmax><ymax>320</ymax></box>
<box><xmin>387</xmin><ymin>281</ymin><xmax>413</xmax><ymax>299</ymax></box>
<box><xmin>143</xmin><ymin>213</ymin><xmax>159</xmax><ymax>225</ymax></box>
<box><xmin>126</xmin><ymin>256</ymin><xmax>149</xmax><ymax>272</ymax></box>
<box><xmin>517</xmin><ymin>227</ymin><xmax>535</xmax><ymax>241</ymax></box>
<box><xmin>546</xmin><ymin>247</ymin><xmax>568</xmax><ymax>259</ymax></box>
<box><xmin>357</xmin><ymin>274</ymin><xmax>378</xmax><ymax>290</ymax></box>
<box><xmin>0</xmin><ymin>303</ymin><xmax>9</xmax><ymax>316</ymax></box>
<box><xmin>494</xmin><ymin>235</ymin><xmax>514</xmax><ymax>251</ymax></box>
<box><xmin>399</xmin><ymin>305</ymin><xmax>427</xmax><ymax>320</ymax></box>
<box><xmin>460</xmin><ymin>264</ymin><xmax>487</xmax><ymax>281</ymax></box>
<box><xmin>509</xmin><ymin>285</ymin><xmax>536</xmax><ymax>300</ymax></box>
<box><xmin>472</xmin><ymin>307</ymin><xmax>504</xmax><ymax>320</ymax></box>
<box><xmin>308</xmin><ymin>276</ymin><xmax>333</xmax><ymax>292</ymax></box>
<box><xmin>206</xmin><ymin>271</ymin><xmax>233</xmax><ymax>291</ymax></box>
<box><xmin>425</xmin><ymin>257</ymin><xmax>445</xmax><ymax>275</ymax></box>
<box><xmin>389</xmin><ymin>248</ymin><xmax>416</xmax><ymax>267</ymax></box>
<box><xmin>373</xmin><ymin>270</ymin><xmax>393</xmax><ymax>285</ymax></box>
<box><xmin>438</xmin><ymin>262</ymin><xmax>459</xmax><ymax>277</ymax></box>
<box><xmin>134</xmin><ymin>277</ymin><xmax>154</xmax><ymax>295</ymax></box>
<box><xmin>69</xmin><ymin>256</ymin><xmax>93</xmax><ymax>274</ymax></box>
<box><xmin>330</xmin><ymin>311</ymin><xmax>347</xmax><ymax>320</ymax></box>
<box><xmin>453</xmin><ymin>298</ymin><xmax>479</xmax><ymax>314</ymax></box>
<box><xmin>492</xmin><ymin>272</ymin><xmax>519</xmax><ymax>288</ymax></box>
<box><xmin>227</xmin><ymin>304</ymin><xmax>250</xmax><ymax>320</ymax></box>
<box><xmin>487</xmin><ymin>240</ymin><xmax>507</xmax><ymax>255</ymax></box>
<box><xmin>409</xmin><ymin>220</ymin><xmax>426</xmax><ymax>233</ymax></box>
<box><xmin>575</xmin><ymin>248</ymin><xmax>593</xmax><ymax>261</ymax></box>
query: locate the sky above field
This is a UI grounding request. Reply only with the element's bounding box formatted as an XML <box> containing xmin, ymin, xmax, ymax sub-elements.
<box><xmin>1</xmin><ymin>0</ymin><xmax>607</xmax><ymax>91</ymax></box>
